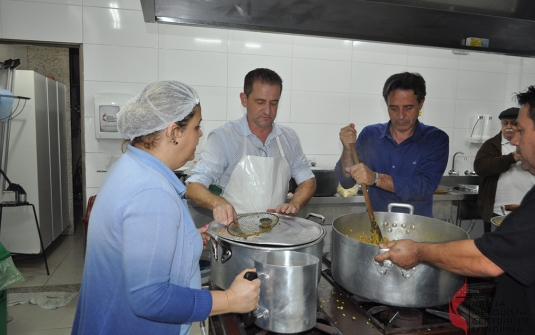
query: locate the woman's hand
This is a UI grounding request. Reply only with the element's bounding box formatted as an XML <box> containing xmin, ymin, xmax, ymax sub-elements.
<box><xmin>198</xmin><ymin>225</ymin><xmax>210</xmax><ymax>250</ymax></box>
<box><xmin>226</xmin><ymin>268</ymin><xmax>261</xmax><ymax>314</ymax></box>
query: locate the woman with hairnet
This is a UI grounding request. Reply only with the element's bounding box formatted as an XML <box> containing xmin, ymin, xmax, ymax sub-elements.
<box><xmin>71</xmin><ymin>81</ymin><xmax>260</xmax><ymax>335</ymax></box>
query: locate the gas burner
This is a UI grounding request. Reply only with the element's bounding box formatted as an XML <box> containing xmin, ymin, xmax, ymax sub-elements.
<box><xmin>380</xmin><ymin>307</ymin><xmax>423</xmax><ymax>328</ymax></box>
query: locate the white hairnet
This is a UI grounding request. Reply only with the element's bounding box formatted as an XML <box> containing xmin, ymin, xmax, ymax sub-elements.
<box><xmin>117</xmin><ymin>80</ymin><xmax>200</xmax><ymax>140</ymax></box>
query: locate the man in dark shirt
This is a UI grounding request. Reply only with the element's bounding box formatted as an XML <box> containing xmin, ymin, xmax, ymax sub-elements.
<box><xmin>335</xmin><ymin>72</ymin><xmax>449</xmax><ymax>217</ymax></box>
<box><xmin>376</xmin><ymin>85</ymin><xmax>535</xmax><ymax>334</ymax></box>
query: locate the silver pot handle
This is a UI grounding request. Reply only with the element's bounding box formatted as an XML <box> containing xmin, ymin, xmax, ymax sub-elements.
<box><xmin>255</xmin><ymin>306</ymin><xmax>269</xmax><ymax>319</ymax></box>
<box><xmin>305</xmin><ymin>213</ymin><xmax>325</xmax><ymax>225</ymax></box>
<box><xmin>374</xmin><ymin>248</ymin><xmax>393</xmax><ymax>275</ymax></box>
<box><xmin>387</xmin><ymin>203</ymin><xmax>414</xmax><ymax>214</ymax></box>
<box><xmin>374</xmin><ymin>248</ymin><xmax>417</xmax><ymax>278</ymax></box>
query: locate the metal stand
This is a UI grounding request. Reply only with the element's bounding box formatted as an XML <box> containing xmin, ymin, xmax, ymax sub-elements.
<box><xmin>0</xmin><ymin>201</ymin><xmax>50</xmax><ymax>275</ymax></box>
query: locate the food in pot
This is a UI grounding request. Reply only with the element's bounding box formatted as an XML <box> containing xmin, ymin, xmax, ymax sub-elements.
<box><xmin>494</xmin><ymin>220</ymin><xmax>502</xmax><ymax>226</ymax></box>
<box><xmin>356</xmin><ymin>232</ymin><xmax>389</xmax><ymax>245</ymax></box>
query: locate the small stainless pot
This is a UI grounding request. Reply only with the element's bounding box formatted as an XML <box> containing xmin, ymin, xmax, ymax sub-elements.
<box><xmin>249</xmin><ymin>251</ymin><xmax>319</xmax><ymax>333</ymax></box>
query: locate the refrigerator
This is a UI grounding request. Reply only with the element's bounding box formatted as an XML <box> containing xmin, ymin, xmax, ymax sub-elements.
<box><xmin>0</xmin><ymin>70</ymin><xmax>70</xmax><ymax>254</ymax></box>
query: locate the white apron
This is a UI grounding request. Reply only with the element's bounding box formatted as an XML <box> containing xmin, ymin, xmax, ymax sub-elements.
<box><xmin>222</xmin><ymin>136</ymin><xmax>291</xmax><ymax>214</ymax></box>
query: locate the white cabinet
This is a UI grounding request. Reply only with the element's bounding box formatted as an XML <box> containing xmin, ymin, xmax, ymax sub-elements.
<box><xmin>0</xmin><ymin>70</ymin><xmax>70</xmax><ymax>253</ymax></box>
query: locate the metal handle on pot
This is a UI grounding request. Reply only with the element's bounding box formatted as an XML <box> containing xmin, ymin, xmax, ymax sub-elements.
<box><xmin>305</xmin><ymin>213</ymin><xmax>325</xmax><ymax>225</ymax></box>
<box><xmin>387</xmin><ymin>203</ymin><xmax>414</xmax><ymax>214</ymax></box>
<box><xmin>374</xmin><ymin>248</ymin><xmax>417</xmax><ymax>278</ymax></box>
<box><xmin>374</xmin><ymin>248</ymin><xmax>393</xmax><ymax>275</ymax></box>
<box><xmin>243</xmin><ymin>272</ymin><xmax>259</xmax><ymax>327</ymax></box>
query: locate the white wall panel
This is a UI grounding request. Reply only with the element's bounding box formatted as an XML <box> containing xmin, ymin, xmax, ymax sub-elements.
<box><xmin>352</xmin><ymin>41</ymin><xmax>408</xmax><ymax>65</ymax></box>
<box><xmin>291</xmin><ymin>91</ymin><xmax>350</xmax><ymax>124</ymax></box>
<box><xmin>227</xmin><ymin>53</ymin><xmax>293</xmax><ymax>89</ymax></box>
<box><xmin>228</xmin><ymin>30</ymin><xmax>292</xmax><ymax>57</ymax></box>
<box><xmin>520</xmin><ymin>73</ymin><xmax>535</xmax><ymax>91</ymax></box>
<box><xmin>408</xmin><ymin>46</ymin><xmax>459</xmax><ymax>69</ymax></box>
<box><xmin>192</xmin><ymin>86</ymin><xmax>228</xmax><ymax>121</ymax></box>
<box><xmin>83</xmin><ymin>6</ymin><xmax>158</xmax><ymax>48</ymax></box>
<box><xmin>349</xmin><ymin>94</ymin><xmax>388</xmax><ymax>125</ymax></box>
<box><xmin>0</xmin><ymin>0</ymin><xmax>82</xmax><ymax>42</ymax></box>
<box><xmin>524</xmin><ymin>58</ymin><xmax>535</xmax><ymax>74</ymax></box>
<box><xmin>407</xmin><ymin>67</ymin><xmax>458</xmax><ymax>99</ymax></box>
<box><xmin>292</xmin><ymin>58</ymin><xmax>351</xmax><ymax>93</ymax></box>
<box><xmin>293</xmin><ymin>36</ymin><xmax>352</xmax><ymax>61</ymax></box>
<box><xmin>291</xmin><ymin>123</ymin><xmax>344</xmax><ymax>156</ymax></box>
<box><xmin>458</xmin><ymin>52</ymin><xmax>508</xmax><ymax>73</ymax></box>
<box><xmin>457</xmin><ymin>71</ymin><xmax>506</xmax><ymax>102</ymax></box>
<box><xmin>84</xmin><ymin>44</ymin><xmax>158</xmax><ymax>83</ymax></box>
<box><xmin>351</xmin><ymin>63</ymin><xmax>406</xmax><ymax>94</ymax></box>
<box><xmin>83</xmin><ymin>0</ymin><xmax>140</xmax><ymax>10</ymax></box>
<box><xmin>419</xmin><ymin>97</ymin><xmax>456</xmax><ymax>129</ymax></box>
<box><xmin>159</xmin><ymin>25</ymin><xmax>229</xmax><ymax>52</ymax></box>
<box><xmin>159</xmin><ymin>49</ymin><xmax>227</xmax><ymax>86</ymax></box>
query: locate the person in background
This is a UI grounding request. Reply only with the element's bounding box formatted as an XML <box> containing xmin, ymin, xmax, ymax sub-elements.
<box><xmin>186</xmin><ymin>68</ymin><xmax>316</xmax><ymax>225</ymax></box>
<box><xmin>72</xmin><ymin>81</ymin><xmax>259</xmax><ymax>335</ymax></box>
<box><xmin>335</xmin><ymin>72</ymin><xmax>449</xmax><ymax>217</ymax></box>
<box><xmin>474</xmin><ymin>107</ymin><xmax>535</xmax><ymax>232</ymax></box>
<box><xmin>375</xmin><ymin>85</ymin><xmax>535</xmax><ymax>335</ymax></box>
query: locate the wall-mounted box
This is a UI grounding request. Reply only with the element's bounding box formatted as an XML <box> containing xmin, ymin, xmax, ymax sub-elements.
<box><xmin>94</xmin><ymin>93</ymin><xmax>133</xmax><ymax>139</ymax></box>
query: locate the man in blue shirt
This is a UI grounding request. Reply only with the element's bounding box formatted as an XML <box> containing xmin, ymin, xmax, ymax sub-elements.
<box><xmin>335</xmin><ymin>72</ymin><xmax>449</xmax><ymax>217</ymax></box>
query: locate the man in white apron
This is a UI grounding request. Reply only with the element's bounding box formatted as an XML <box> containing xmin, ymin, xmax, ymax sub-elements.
<box><xmin>186</xmin><ymin>68</ymin><xmax>316</xmax><ymax>225</ymax></box>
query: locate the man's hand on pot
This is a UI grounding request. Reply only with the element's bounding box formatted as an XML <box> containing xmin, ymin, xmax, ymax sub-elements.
<box><xmin>375</xmin><ymin>240</ymin><xmax>421</xmax><ymax>269</ymax></box>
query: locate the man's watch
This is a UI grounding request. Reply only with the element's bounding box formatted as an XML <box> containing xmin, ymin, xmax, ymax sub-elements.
<box><xmin>372</xmin><ymin>172</ymin><xmax>379</xmax><ymax>187</ymax></box>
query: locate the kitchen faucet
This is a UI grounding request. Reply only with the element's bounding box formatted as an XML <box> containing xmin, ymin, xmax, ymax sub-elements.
<box><xmin>448</xmin><ymin>152</ymin><xmax>467</xmax><ymax>176</ymax></box>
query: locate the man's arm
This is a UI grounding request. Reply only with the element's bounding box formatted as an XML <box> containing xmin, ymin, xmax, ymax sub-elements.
<box><xmin>375</xmin><ymin>239</ymin><xmax>503</xmax><ymax>277</ymax></box>
<box><xmin>474</xmin><ymin>138</ymin><xmax>517</xmax><ymax>176</ymax></box>
<box><xmin>272</xmin><ymin>178</ymin><xmax>316</xmax><ymax>215</ymax></box>
<box><xmin>186</xmin><ymin>182</ymin><xmax>236</xmax><ymax>225</ymax></box>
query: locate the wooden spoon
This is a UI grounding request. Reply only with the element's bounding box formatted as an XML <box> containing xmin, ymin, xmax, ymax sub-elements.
<box><xmin>350</xmin><ymin>145</ymin><xmax>383</xmax><ymax>241</ymax></box>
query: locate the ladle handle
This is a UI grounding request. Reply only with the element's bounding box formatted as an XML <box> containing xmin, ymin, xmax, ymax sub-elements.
<box><xmin>349</xmin><ymin>145</ymin><xmax>376</xmax><ymax>223</ymax></box>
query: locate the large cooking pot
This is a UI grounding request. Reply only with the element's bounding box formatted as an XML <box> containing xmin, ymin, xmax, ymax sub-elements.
<box><xmin>206</xmin><ymin>213</ymin><xmax>326</xmax><ymax>289</ymax></box>
<box><xmin>311</xmin><ymin>168</ymin><xmax>338</xmax><ymax>197</ymax></box>
<box><xmin>332</xmin><ymin>203</ymin><xmax>469</xmax><ymax>308</ymax></box>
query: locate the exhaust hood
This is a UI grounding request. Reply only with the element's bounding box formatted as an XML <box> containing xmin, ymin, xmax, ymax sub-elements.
<box><xmin>141</xmin><ymin>0</ymin><xmax>535</xmax><ymax>57</ymax></box>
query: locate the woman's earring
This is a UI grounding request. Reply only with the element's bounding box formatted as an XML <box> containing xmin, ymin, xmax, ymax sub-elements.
<box><xmin>172</xmin><ymin>140</ymin><xmax>178</xmax><ymax>145</ymax></box>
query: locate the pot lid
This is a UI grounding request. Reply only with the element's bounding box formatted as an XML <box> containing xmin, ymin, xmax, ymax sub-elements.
<box><xmin>207</xmin><ymin>213</ymin><xmax>324</xmax><ymax>246</ymax></box>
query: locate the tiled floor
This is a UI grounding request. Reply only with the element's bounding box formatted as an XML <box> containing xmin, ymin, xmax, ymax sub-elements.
<box><xmin>7</xmin><ymin>219</ymin><xmax>84</xmax><ymax>335</ymax></box>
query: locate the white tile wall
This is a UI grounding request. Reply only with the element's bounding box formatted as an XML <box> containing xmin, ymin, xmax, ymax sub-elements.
<box><xmin>158</xmin><ymin>49</ymin><xmax>228</xmax><ymax>86</ymax></box>
<box><xmin>1</xmin><ymin>0</ymin><xmax>534</xmax><ymax>195</ymax></box>
<box><xmin>83</xmin><ymin>44</ymin><xmax>158</xmax><ymax>83</ymax></box>
<box><xmin>84</xmin><ymin>0</ymin><xmax>140</xmax><ymax>10</ymax></box>
<box><xmin>293</xmin><ymin>36</ymin><xmax>352</xmax><ymax>61</ymax></box>
<box><xmin>0</xmin><ymin>0</ymin><xmax>82</xmax><ymax>43</ymax></box>
<box><xmin>228</xmin><ymin>30</ymin><xmax>293</xmax><ymax>57</ymax></box>
<box><xmin>83</xmin><ymin>6</ymin><xmax>158</xmax><ymax>48</ymax></box>
<box><xmin>159</xmin><ymin>25</ymin><xmax>229</xmax><ymax>52</ymax></box>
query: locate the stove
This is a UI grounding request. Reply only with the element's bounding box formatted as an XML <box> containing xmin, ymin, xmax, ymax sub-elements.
<box><xmin>208</xmin><ymin>256</ymin><xmax>496</xmax><ymax>335</ymax></box>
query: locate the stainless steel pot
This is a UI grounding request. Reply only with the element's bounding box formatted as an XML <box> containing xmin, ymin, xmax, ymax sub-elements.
<box><xmin>251</xmin><ymin>251</ymin><xmax>319</xmax><ymax>333</ymax></box>
<box><xmin>332</xmin><ymin>203</ymin><xmax>469</xmax><ymax>308</ymax></box>
<box><xmin>206</xmin><ymin>213</ymin><xmax>326</xmax><ymax>289</ymax></box>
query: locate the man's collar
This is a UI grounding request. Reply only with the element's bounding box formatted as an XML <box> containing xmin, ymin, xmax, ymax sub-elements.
<box><xmin>381</xmin><ymin>119</ymin><xmax>422</xmax><ymax>141</ymax></box>
<box><xmin>239</xmin><ymin>115</ymin><xmax>280</xmax><ymax>141</ymax></box>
